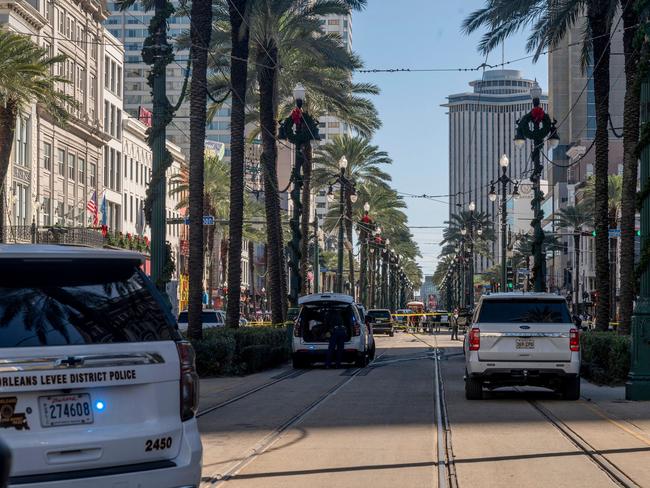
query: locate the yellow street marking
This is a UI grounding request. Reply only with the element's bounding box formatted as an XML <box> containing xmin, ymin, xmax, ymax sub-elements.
<box><xmin>579</xmin><ymin>400</ymin><xmax>650</xmax><ymax>447</ymax></box>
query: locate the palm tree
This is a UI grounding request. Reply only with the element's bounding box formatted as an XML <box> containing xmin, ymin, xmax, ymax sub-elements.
<box><xmin>619</xmin><ymin>1</ymin><xmax>644</xmax><ymax>335</ymax></box>
<box><xmin>171</xmin><ymin>156</ymin><xmax>230</xmax><ymax>305</ymax></box>
<box><xmin>556</xmin><ymin>203</ymin><xmax>594</xmax><ymax>314</ymax></box>
<box><xmin>463</xmin><ymin>0</ymin><xmax>617</xmax><ymax>331</ymax></box>
<box><xmin>208</xmin><ymin>0</ymin><xmax>375</xmax><ymax>316</ymax></box>
<box><xmin>0</xmin><ymin>30</ymin><xmax>72</xmax><ymax>242</ymax></box>
<box><xmin>314</xmin><ymin>135</ymin><xmax>392</xmax><ymax>295</ymax></box>
<box><xmin>185</xmin><ymin>0</ymin><xmax>213</xmax><ymax>339</ymax></box>
<box><xmin>226</xmin><ymin>0</ymin><xmax>251</xmax><ymax>329</ymax></box>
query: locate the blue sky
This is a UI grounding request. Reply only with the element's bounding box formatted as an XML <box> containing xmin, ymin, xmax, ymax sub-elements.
<box><xmin>353</xmin><ymin>1</ymin><xmax>548</xmax><ymax>276</ymax></box>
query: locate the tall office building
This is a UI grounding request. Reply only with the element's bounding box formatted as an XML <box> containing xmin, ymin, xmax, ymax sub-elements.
<box><xmin>314</xmin><ymin>11</ymin><xmax>354</xmax><ymax>228</ymax></box>
<box><xmin>443</xmin><ymin>70</ymin><xmax>548</xmax><ymax>272</ymax></box>
<box><xmin>104</xmin><ymin>1</ymin><xmax>231</xmax><ymax>158</ymax></box>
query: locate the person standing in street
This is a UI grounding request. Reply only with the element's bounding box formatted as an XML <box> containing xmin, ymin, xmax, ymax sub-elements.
<box><xmin>326</xmin><ymin>309</ymin><xmax>347</xmax><ymax>368</ymax></box>
<box><xmin>451</xmin><ymin>308</ymin><xmax>460</xmax><ymax>341</ymax></box>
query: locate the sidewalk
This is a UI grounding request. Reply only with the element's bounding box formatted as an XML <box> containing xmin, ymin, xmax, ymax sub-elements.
<box><xmin>580</xmin><ymin>380</ymin><xmax>650</xmax><ymax>444</ymax></box>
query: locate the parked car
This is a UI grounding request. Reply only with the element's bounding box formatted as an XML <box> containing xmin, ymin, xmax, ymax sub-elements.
<box><xmin>0</xmin><ymin>245</ymin><xmax>202</xmax><ymax>487</ymax></box>
<box><xmin>177</xmin><ymin>309</ymin><xmax>225</xmax><ymax>332</ymax></box>
<box><xmin>292</xmin><ymin>293</ymin><xmax>375</xmax><ymax>368</ymax></box>
<box><xmin>464</xmin><ymin>293</ymin><xmax>581</xmax><ymax>401</ymax></box>
<box><xmin>366</xmin><ymin>309</ymin><xmax>395</xmax><ymax>336</ymax></box>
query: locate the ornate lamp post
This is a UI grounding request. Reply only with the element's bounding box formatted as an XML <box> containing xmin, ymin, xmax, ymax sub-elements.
<box><xmin>278</xmin><ymin>84</ymin><xmax>320</xmax><ymax>307</ymax></box>
<box><xmin>514</xmin><ymin>81</ymin><xmax>559</xmax><ymax>292</ymax></box>
<box><xmin>489</xmin><ymin>154</ymin><xmax>520</xmax><ymax>292</ymax></box>
<box><xmin>460</xmin><ymin>201</ymin><xmax>484</xmax><ymax>307</ymax></box>
<box><xmin>327</xmin><ymin>156</ymin><xmax>357</xmax><ymax>294</ymax></box>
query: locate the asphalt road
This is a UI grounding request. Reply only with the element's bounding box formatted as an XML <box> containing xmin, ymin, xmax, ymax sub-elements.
<box><xmin>197</xmin><ymin>332</ymin><xmax>650</xmax><ymax>488</ymax></box>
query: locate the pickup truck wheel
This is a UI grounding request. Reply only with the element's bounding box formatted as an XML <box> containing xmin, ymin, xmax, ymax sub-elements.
<box><xmin>465</xmin><ymin>377</ymin><xmax>483</xmax><ymax>400</ymax></box>
<box><xmin>562</xmin><ymin>376</ymin><xmax>580</xmax><ymax>400</ymax></box>
<box><xmin>389</xmin><ymin>331</ymin><xmax>394</xmax><ymax>337</ymax></box>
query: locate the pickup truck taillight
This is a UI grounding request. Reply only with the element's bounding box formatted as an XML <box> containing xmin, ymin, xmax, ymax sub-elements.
<box><xmin>569</xmin><ymin>328</ymin><xmax>580</xmax><ymax>352</ymax></box>
<box><xmin>469</xmin><ymin>328</ymin><xmax>480</xmax><ymax>351</ymax></box>
<box><xmin>177</xmin><ymin>341</ymin><xmax>199</xmax><ymax>421</ymax></box>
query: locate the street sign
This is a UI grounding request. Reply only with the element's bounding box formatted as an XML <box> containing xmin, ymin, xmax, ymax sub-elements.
<box><xmin>182</xmin><ymin>216</ymin><xmax>215</xmax><ymax>225</ymax></box>
<box><xmin>608</xmin><ymin>228</ymin><xmax>621</xmax><ymax>238</ymax></box>
<box><xmin>518</xmin><ymin>268</ymin><xmax>530</xmax><ymax>275</ymax></box>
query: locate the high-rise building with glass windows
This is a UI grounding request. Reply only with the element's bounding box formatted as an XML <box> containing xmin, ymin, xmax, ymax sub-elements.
<box><xmin>443</xmin><ymin>70</ymin><xmax>547</xmax><ymax>272</ymax></box>
<box><xmin>104</xmin><ymin>1</ymin><xmax>231</xmax><ymax>158</ymax></box>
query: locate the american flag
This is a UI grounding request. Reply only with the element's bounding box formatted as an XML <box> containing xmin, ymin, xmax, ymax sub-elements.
<box><xmin>87</xmin><ymin>191</ymin><xmax>98</xmax><ymax>225</ymax></box>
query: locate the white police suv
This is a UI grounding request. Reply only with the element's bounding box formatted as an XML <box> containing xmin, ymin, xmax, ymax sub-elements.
<box><xmin>0</xmin><ymin>245</ymin><xmax>202</xmax><ymax>487</ymax></box>
<box><xmin>292</xmin><ymin>294</ymin><xmax>375</xmax><ymax>368</ymax></box>
<box><xmin>464</xmin><ymin>293</ymin><xmax>581</xmax><ymax>400</ymax></box>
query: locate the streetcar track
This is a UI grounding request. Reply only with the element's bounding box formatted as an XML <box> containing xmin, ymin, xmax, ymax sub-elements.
<box><xmin>524</xmin><ymin>395</ymin><xmax>640</xmax><ymax>487</ymax></box>
<box><xmin>412</xmin><ymin>333</ymin><xmax>459</xmax><ymax>488</ymax></box>
<box><xmin>200</xmin><ymin>349</ymin><xmax>388</xmax><ymax>486</ymax></box>
<box><xmin>197</xmin><ymin>368</ymin><xmax>305</xmax><ymax>418</ymax></box>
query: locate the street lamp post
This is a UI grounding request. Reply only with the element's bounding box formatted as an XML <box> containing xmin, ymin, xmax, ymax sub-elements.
<box><xmin>489</xmin><ymin>154</ymin><xmax>520</xmax><ymax>292</ymax></box>
<box><xmin>327</xmin><ymin>156</ymin><xmax>357</xmax><ymax>294</ymax></box>
<box><xmin>461</xmin><ymin>201</ymin><xmax>483</xmax><ymax>308</ymax></box>
<box><xmin>359</xmin><ymin>202</ymin><xmax>372</xmax><ymax>307</ymax></box>
<box><xmin>514</xmin><ymin>81</ymin><xmax>559</xmax><ymax>292</ymax></box>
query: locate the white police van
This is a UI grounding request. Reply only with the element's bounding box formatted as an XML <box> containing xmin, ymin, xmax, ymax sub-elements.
<box><xmin>0</xmin><ymin>245</ymin><xmax>202</xmax><ymax>487</ymax></box>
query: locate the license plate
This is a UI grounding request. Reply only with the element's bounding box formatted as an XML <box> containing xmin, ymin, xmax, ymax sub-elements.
<box><xmin>516</xmin><ymin>338</ymin><xmax>535</xmax><ymax>349</ymax></box>
<box><xmin>39</xmin><ymin>394</ymin><xmax>94</xmax><ymax>427</ymax></box>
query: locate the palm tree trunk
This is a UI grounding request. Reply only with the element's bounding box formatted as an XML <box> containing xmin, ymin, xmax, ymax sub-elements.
<box><xmin>206</xmin><ymin>205</ymin><xmax>217</xmax><ymax>302</ymax></box>
<box><xmin>587</xmin><ymin>1</ymin><xmax>612</xmax><ymax>331</ymax></box>
<box><xmin>300</xmin><ymin>143</ymin><xmax>312</xmax><ymax>295</ymax></box>
<box><xmin>187</xmin><ymin>0</ymin><xmax>212</xmax><ymax>340</ymax></box>
<box><xmin>258</xmin><ymin>44</ymin><xmax>286</xmax><ymax>325</ymax></box>
<box><xmin>226</xmin><ymin>0</ymin><xmax>250</xmax><ymax>329</ymax></box>
<box><xmin>248</xmin><ymin>239</ymin><xmax>255</xmax><ymax>317</ymax></box>
<box><xmin>619</xmin><ymin>2</ymin><xmax>641</xmax><ymax>335</ymax></box>
<box><xmin>345</xmin><ymin>197</ymin><xmax>355</xmax><ymax>298</ymax></box>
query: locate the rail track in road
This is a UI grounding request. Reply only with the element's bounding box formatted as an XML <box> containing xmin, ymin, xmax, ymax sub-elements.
<box><xmin>525</xmin><ymin>398</ymin><xmax>642</xmax><ymax>488</ymax></box>
<box><xmin>411</xmin><ymin>334</ymin><xmax>459</xmax><ymax>488</ymax></box>
<box><xmin>200</xmin><ymin>349</ymin><xmax>389</xmax><ymax>486</ymax></box>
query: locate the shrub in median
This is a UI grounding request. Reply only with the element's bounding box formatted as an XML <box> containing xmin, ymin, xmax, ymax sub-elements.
<box><xmin>189</xmin><ymin>326</ymin><xmax>290</xmax><ymax>377</ymax></box>
<box><xmin>580</xmin><ymin>331</ymin><xmax>630</xmax><ymax>385</ymax></box>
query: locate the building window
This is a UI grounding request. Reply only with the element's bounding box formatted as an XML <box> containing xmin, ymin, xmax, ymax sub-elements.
<box><xmin>110</xmin><ymin>104</ymin><xmax>116</xmax><ymax>137</ymax></box>
<box><xmin>130</xmin><ymin>157</ymin><xmax>133</xmax><ymax>180</ymax></box>
<box><xmin>104</xmin><ymin>100</ymin><xmax>110</xmax><ymax>132</ymax></box>
<box><xmin>110</xmin><ymin>60</ymin><xmax>116</xmax><ymax>93</ymax></box>
<box><xmin>57</xmin><ymin>9</ymin><xmax>64</xmax><ymax>34</ymax></box>
<box><xmin>55</xmin><ymin>201</ymin><xmax>64</xmax><ymax>225</ymax></box>
<box><xmin>117</xmin><ymin>66</ymin><xmax>122</xmax><ymax>96</ymax></box>
<box><xmin>68</xmin><ymin>153</ymin><xmax>75</xmax><ymax>181</ymax></box>
<box><xmin>104</xmin><ymin>56</ymin><xmax>109</xmax><ymax>88</ymax></box>
<box><xmin>43</xmin><ymin>142</ymin><xmax>52</xmax><ymax>171</ymax></box>
<box><xmin>130</xmin><ymin>195</ymin><xmax>133</xmax><ymax>222</ymax></box>
<box><xmin>116</xmin><ymin>109</ymin><xmax>122</xmax><ymax>140</ymax></box>
<box><xmin>116</xmin><ymin>150</ymin><xmax>121</xmax><ymax>191</ymax></box>
<box><xmin>14</xmin><ymin>117</ymin><xmax>28</xmax><ymax>166</ymax></box>
<box><xmin>328</xmin><ymin>19</ymin><xmax>340</xmax><ymax>25</ymax></box>
<box><xmin>12</xmin><ymin>182</ymin><xmax>28</xmax><ymax>226</ymax></box>
<box><xmin>89</xmin><ymin>162</ymin><xmax>96</xmax><ymax>187</ymax></box>
<box><xmin>57</xmin><ymin>148</ymin><xmax>65</xmax><ymax>176</ymax></box>
<box><xmin>42</xmin><ymin>196</ymin><xmax>51</xmax><ymax>226</ymax></box>
<box><xmin>78</xmin><ymin>157</ymin><xmax>85</xmax><ymax>183</ymax></box>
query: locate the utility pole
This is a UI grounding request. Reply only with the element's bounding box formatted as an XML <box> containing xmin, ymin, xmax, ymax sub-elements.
<box><xmin>313</xmin><ymin>216</ymin><xmax>320</xmax><ymax>294</ymax></box>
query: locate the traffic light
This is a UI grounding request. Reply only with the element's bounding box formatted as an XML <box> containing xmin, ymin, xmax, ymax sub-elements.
<box><xmin>506</xmin><ymin>266</ymin><xmax>514</xmax><ymax>290</ymax></box>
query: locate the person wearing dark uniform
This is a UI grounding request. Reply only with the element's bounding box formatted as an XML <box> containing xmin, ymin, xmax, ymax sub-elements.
<box><xmin>326</xmin><ymin>309</ymin><xmax>347</xmax><ymax>369</ymax></box>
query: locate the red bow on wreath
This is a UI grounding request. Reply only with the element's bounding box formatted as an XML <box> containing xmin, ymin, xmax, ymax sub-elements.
<box><xmin>101</xmin><ymin>225</ymin><xmax>108</xmax><ymax>237</ymax></box>
<box><xmin>531</xmin><ymin>106</ymin><xmax>545</xmax><ymax>124</ymax></box>
<box><xmin>291</xmin><ymin>107</ymin><xmax>302</xmax><ymax>127</ymax></box>
<box><xmin>362</xmin><ymin>215</ymin><xmax>372</xmax><ymax>224</ymax></box>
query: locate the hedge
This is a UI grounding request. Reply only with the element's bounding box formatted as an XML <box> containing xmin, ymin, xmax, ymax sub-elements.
<box><xmin>189</xmin><ymin>327</ymin><xmax>290</xmax><ymax>377</ymax></box>
<box><xmin>580</xmin><ymin>331</ymin><xmax>631</xmax><ymax>385</ymax></box>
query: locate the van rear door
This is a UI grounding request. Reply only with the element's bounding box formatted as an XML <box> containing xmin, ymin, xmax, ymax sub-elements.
<box><xmin>0</xmin><ymin>258</ymin><xmax>185</xmax><ymax>479</ymax></box>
